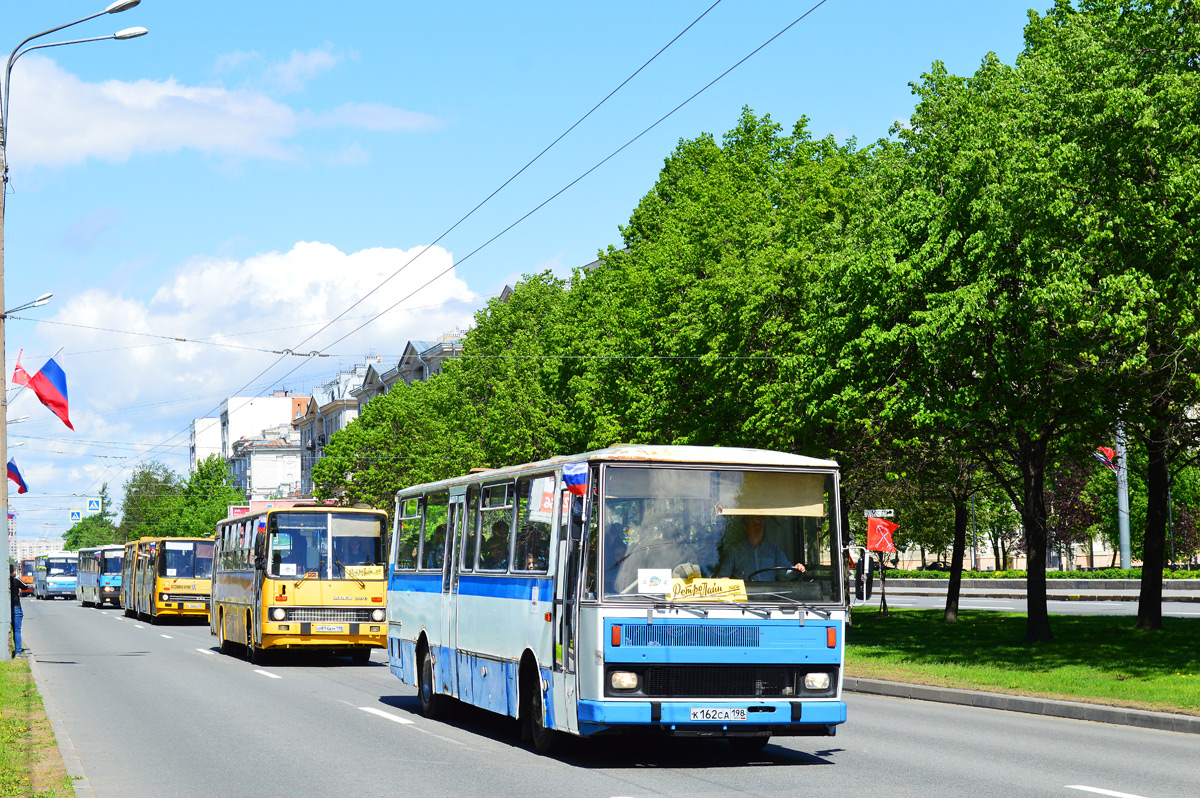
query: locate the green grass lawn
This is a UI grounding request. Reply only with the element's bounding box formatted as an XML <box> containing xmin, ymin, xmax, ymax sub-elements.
<box><xmin>845</xmin><ymin>609</ymin><xmax>1200</xmax><ymax>716</ymax></box>
<box><xmin>0</xmin><ymin>660</ymin><xmax>72</xmax><ymax>798</ymax></box>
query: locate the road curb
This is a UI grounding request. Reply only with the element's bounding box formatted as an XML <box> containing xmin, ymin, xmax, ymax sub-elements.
<box><xmin>844</xmin><ymin>676</ymin><xmax>1200</xmax><ymax>735</ymax></box>
<box><xmin>26</xmin><ymin>654</ymin><xmax>96</xmax><ymax>798</ymax></box>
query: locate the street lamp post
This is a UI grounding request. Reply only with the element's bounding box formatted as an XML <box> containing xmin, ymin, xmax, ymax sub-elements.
<box><xmin>1</xmin><ymin>2</ymin><xmax>146</xmax><ymax>661</ymax></box>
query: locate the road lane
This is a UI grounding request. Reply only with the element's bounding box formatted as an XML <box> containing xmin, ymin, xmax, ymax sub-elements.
<box><xmin>22</xmin><ymin>597</ymin><xmax>1199</xmax><ymax>798</ymax></box>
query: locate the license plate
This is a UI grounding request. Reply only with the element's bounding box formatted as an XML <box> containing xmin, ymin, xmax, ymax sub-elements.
<box><xmin>314</xmin><ymin>624</ymin><xmax>345</xmax><ymax>633</ymax></box>
<box><xmin>690</xmin><ymin>707</ymin><xmax>747</xmax><ymax>721</ymax></box>
<box><xmin>184</xmin><ymin>602</ymin><xmax>205</xmax><ymax>609</ymax></box>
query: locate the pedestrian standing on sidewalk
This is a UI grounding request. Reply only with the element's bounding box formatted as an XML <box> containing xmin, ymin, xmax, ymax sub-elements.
<box><xmin>8</xmin><ymin>562</ymin><xmax>24</xmax><ymax>657</ymax></box>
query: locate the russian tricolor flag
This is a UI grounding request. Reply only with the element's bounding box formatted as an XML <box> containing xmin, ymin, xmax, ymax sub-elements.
<box><xmin>8</xmin><ymin>459</ymin><xmax>29</xmax><ymax>494</ymax></box>
<box><xmin>13</xmin><ymin>348</ymin><xmax>73</xmax><ymax>430</ymax></box>
<box><xmin>563</xmin><ymin>462</ymin><xmax>588</xmax><ymax>497</ymax></box>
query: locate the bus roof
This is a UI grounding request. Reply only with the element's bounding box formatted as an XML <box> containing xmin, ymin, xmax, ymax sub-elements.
<box><xmin>396</xmin><ymin>445</ymin><xmax>839</xmax><ymax>498</ymax></box>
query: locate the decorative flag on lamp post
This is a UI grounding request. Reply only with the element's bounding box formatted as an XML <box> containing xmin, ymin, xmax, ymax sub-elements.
<box><xmin>7</xmin><ymin>459</ymin><xmax>29</xmax><ymax>494</ymax></box>
<box><xmin>866</xmin><ymin>517</ymin><xmax>898</xmax><ymax>553</ymax></box>
<box><xmin>1094</xmin><ymin>446</ymin><xmax>1118</xmax><ymax>473</ymax></box>
<box><xmin>12</xmin><ymin>348</ymin><xmax>73</xmax><ymax>430</ymax></box>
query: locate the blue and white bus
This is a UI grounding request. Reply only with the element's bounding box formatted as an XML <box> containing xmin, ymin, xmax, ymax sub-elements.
<box><xmin>387</xmin><ymin>445</ymin><xmax>851</xmax><ymax>753</ymax></box>
<box><xmin>34</xmin><ymin>551</ymin><xmax>78</xmax><ymax>600</ymax></box>
<box><xmin>78</xmin><ymin>545</ymin><xmax>125</xmax><ymax>608</ymax></box>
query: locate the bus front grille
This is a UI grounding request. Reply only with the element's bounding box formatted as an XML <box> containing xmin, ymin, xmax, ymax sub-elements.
<box><xmin>286</xmin><ymin>608</ymin><xmax>374</xmax><ymax>622</ymax></box>
<box><xmin>643</xmin><ymin>666</ymin><xmax>805</xmax><ymax>698</ymax></box>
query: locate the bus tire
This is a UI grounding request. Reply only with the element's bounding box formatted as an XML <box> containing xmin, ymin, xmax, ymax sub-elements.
<box><xmin>350</xmin><ymin>648</ymin><xmax>370</xmax><ymax>666</ymax></box>
<box><xmin>418</xmin><ymin>649</ymin><xmax>446</xmax><ymax>719</ymax></box>
<box><xmin>529</xmin><ymin>674</ymin><xmax>561</xmax><ymax>755</ymax></box>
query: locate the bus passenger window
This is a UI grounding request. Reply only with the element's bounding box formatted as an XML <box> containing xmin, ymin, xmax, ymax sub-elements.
<box><xmin>394</xmin><ymin>513</ymin><xmax>420</xmax><ymax>571</ymax></box>
<box><xmin>514</xmin><ymin>475</ymin><xmax>554</xmax><ymax>573</ymax></box>
<box><xmin>479</xmin><ymin>484</ymin><xmax>514</xmax><ymax>571</ymax></box>
<box><xmin>423</xmin><ymin>492</ymin><xmax>449</xmax><ymax>571</ymax></box>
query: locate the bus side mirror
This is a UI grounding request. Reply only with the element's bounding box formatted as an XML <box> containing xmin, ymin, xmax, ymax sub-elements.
<box><xmin>854</xmin><ymin>554</ymin><xmax>875</xmax><ymax>601</ymax></box>
<box><xmin>254</xmin><ymin>554</ymin><xmax>265</xmax><ymax>571</ymax></box>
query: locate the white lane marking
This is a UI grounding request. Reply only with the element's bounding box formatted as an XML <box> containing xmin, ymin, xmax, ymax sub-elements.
<box><xmin>195</xmin><ymin>648</ymin><xmax>215</xmax><ymax>655</ymax></box>
<box><xmin>133</xmin><ymin>624</ymin><xmax>145</xmax><ymax>629</ymax></box>
<box><xmin>360</xmin><ymin>707</ymin><xmax>414</xmax><ymax>725</ymax></box>
<box><xmin>254</xmin><ymin>669</ymin><xmax>282</xmax><ymax>679</ymax></box>
<box><xmin>1066</xmin><ymin>786</ymin><xmax>1148</xmax><ymax>798</ymax></box>
<box><xmin>160</xmin><ymin>634</ymin><xmax>173</xmax><ymax>639</ymax></box>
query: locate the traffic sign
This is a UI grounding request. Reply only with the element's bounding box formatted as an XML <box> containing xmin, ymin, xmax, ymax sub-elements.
<box><xmin>864</xmin><ymin>509</ymin><xmax>894</xmax><ymax>518</ymax></box>
<box><xmin>86</xmin><ymin>498</ymin><xmax>102</xmax><ymax>514</ymax></box>
<box><xmin>69</xmin><ymin>511</ymin><xmax>82</xmax><ymax>523</ymax></box>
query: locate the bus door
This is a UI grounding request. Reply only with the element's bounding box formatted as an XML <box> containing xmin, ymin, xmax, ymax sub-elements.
<box><xmin>551</xmin><ymin>483</ymin><xmax>585</xmax><ymax>736</ymax></box>
<box><xmin>441</xmin><ymin>489</ymin><xmax>467</xmax><ymax>699</ymax></box>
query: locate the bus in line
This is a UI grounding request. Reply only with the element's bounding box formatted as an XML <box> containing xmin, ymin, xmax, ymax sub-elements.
<box><xmin>122</xmin><ymin>537</ymin><xmax>214</xmax><ymax>623</ymax></box>
<box><xmin>210</xmin><ymin>505</ymin><xmax>388</xmax><ymax>664</ymax></box>
<box><xmin>17</xmin><ymin>559</ymin><xmax>35</xmax><ymax>596</ymax></box>
<box><xmin>386</xmin><ymin>445</ymin><xmax>851</xmax><ymax>754</ymax></box>
<box><xmin>33</xmin><ymin>551</ymin><xmax>77</xmax><ymax>600</ymax></box>
<box><xmin>77</xmin><ymin>545</ymin><xmax>125</xmax><ymax>608</ymax></box>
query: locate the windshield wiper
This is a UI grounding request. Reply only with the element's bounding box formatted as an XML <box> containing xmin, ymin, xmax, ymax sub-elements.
<box><xmin>293</xmin><ymin>564</ymin><xmax>323</xmax><ymax>589</ymax></box>
<box><xmin>751</xmin><ymin>591</ymin><xmax>832</xmax><ymax>619</ymax></box>
<box><xmin>335</xmin><ymin>558</ymin><xmax>365</xmax><ymax>589</ymax></box>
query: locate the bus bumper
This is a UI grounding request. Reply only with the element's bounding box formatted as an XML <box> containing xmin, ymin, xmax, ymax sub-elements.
<box><xmin>575</xmin><ymin>699</ymin><xmax>846</xmax><ymax>737</ymax></box>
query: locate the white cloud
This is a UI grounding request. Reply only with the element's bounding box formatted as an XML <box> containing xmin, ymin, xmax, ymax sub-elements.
<box><xmin>263</xmin><ymin>46</ymin><xmax>342</xmax><ymax>93</ymax></box>
<box><xmin>6</xmin><ymin>55</ymin><xmax>440</xmax><ymax>167</ymax></box>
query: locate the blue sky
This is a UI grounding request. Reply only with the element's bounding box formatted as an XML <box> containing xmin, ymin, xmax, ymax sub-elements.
<box><xmin>4</xmin><ymin>0</ymin><xmax>1041</xmax><ymax>540</ymax></box>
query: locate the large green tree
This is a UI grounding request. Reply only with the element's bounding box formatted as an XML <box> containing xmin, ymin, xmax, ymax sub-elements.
<box><xmin>117</xmin><ymin>462</ymin><xmax>182</xmax><ymax>541</ymax></box>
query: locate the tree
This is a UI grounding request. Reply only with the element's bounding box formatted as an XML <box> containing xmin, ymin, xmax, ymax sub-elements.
<box><xmin>176</xmin><ymin>455</ymin><xmax>245</xmax><ymax>538</ymax></box>
<box><xmin>62</xmin><ymin>513</ymin><xmax>117</xmax><ymax>550</ymax></box>
<box><xmin>117</xmin><ymin>462</ymin><xmax>181</xmax><ymax>542</ymax></box>
<box><xmin>1016</xmin><ymin>0</ymin><xmax>1200</xmax><ymax>629</ymax></box>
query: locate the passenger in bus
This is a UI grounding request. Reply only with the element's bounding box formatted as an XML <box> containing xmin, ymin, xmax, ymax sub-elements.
<box><xmin>425</xmin><ymin>524</ymin><xmax>446</xmax><ymax>569</ymax></box>
<box><xmin>480</xmin><ymin>521</ymin><xmax>510</xmax><ymax>570</ymax></box>
<box><xmin>516</xmin><ymin>523</ymin><xmax>549</xmax><ymax>571</ymax></box>
<box><xmin>717</xmin><ymin>515</ymin><xmax>805</xmax><ymax>581</ymax></box>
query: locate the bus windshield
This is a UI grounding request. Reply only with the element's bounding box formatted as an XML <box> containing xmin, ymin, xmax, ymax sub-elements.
<box><xmin>159</xmin><ymin>541</ymin><xmax>214</xmax><ymax>579</ymax></box>
<box><xmin>47</xmin><ymin>558</ymin><xmax>77</xmax><ymax>576</ymax></box>
<box><xmin>601</xmin><ymin>466</ymin><xmax>840</xmax><ymax>604</ymax></box>
<box><xmin>103</xmin><ymin>553</ymin><xmax>124</xmax><ymax>575</ymax></box>
<box><xmin>22</xmin><ymin>561</ymin><xmax>34</xmax><ymax>577</ymax></box>
<box><xmin>268</xmin><ymin>512</ymin><xmax>384</xmax><ymax>580</ymax></box>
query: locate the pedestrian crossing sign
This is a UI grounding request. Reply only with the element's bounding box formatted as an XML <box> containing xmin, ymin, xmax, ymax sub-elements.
<box><xmin>87</xmin><ymin>498</ymin><xmax>101</xmax><ymax>513</ymax></box>
<box><xmin>70</xmin><ymin>511</ymin><xmax>82</xmax><ymax>523</ymax></box>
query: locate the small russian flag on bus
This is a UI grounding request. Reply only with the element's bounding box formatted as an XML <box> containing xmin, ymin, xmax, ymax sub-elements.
<box><xmin>563</xmin><ymin>462</ymin><xmax>588</xmax><ymax>496</ymax></box>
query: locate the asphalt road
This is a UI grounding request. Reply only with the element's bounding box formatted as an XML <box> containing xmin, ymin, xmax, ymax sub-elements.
<box><xmin>869</xmin><ymin>593</ymin><xmax>1200</xmax><ymax>617</ymax></box>
<box><xmin>21</xmin><ymin>597</ymin><xmax>1199</xmax><ymax>798</ymax></box>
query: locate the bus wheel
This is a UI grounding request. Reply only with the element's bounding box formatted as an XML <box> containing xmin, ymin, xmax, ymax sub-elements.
<box><xmin>728</xmin><ymin>736</ymin><xmax>770</xmax><ymax>753</ymax></box>
<box><xmin>529</xmin><ymin>675</ymin><xmax>561</xmax><ymax>754</ymax></box>
<box><xmin>418</xmin><ymin>650</ymin><xmax>446</xmax><ymax>719</ymax></box>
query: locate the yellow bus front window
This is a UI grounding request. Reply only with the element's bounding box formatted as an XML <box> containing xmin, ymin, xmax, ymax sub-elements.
<box><xmin>268</xmin><ymin>511</ymin><xmax>385</xmax><ymax>580</ymax></box>
<box><xmin>160</xmin><ymin>541</ymin><xmax>214</xmax><ymax>579</ymax></box>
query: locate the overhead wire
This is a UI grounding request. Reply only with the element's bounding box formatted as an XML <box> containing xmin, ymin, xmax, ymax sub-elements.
<box><xmin>82</xmin><ymin>1</ymin><xmax>729</xmax><ymax>491</ymax></box>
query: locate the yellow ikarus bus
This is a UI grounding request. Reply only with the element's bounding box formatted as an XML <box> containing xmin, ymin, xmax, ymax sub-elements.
<box><xmin>210</xmin><ymin>505</ymin><xmax>387</xmax><ymax>664</ymax></box>
<box><xmin>125</xmin><ymin>537</ymin><xmax>214</xmax><ymax>623</ymax></box>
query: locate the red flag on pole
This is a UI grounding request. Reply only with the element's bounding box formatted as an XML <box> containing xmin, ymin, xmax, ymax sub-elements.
<box><xmin>866</xmin><ymin>517</ymin><xmax>898</xmax><ymax>553</ymax></box>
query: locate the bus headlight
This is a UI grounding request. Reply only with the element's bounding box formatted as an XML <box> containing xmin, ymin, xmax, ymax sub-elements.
<box><xmin>610</xmin><ymin>671</ymin><xmax>639</xmax><ymax>691</ymax></box>
<box><xmin>270</xmin><ymin>607</ymin><xmax>287</xmax><ymax>621</ymax></box>
<box><xmin>804</xmin><ymin>672</ymin><xmax>831</xmax><ymax>691</ymax></box>
<box><xmin>159</xmin><ymin>593</ymin><xmax>168</xmax><ymax>602</ymax></box>
<box><xmin>371</xmin><ymin>609</ymin><xmax>385</xmax><ymax>622</ymax></box>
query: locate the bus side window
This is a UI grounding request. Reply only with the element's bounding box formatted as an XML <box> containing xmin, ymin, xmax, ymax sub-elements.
<box><xmin>461</xmin><ymin>487</ymin><xmax>480</xmax><ymax>573</ymax></box>
<box><xmin>394</xmin><ymin>501</ymin><xmax>421</xmax><ymax>571</ymax></box>
<box><xmin>479</xmin><ymin>483</ymin><xmax>514</xmax><ymax>572</ymax></box>
<box><xmin>514</xmin><ymin>475</ymin><xmax>553</xmax><ymax>573</ymax></box>
<box><xmin>423</xmin><ymin>493</ymin><xmax>449</xmax><ymax>571</ymax></box>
